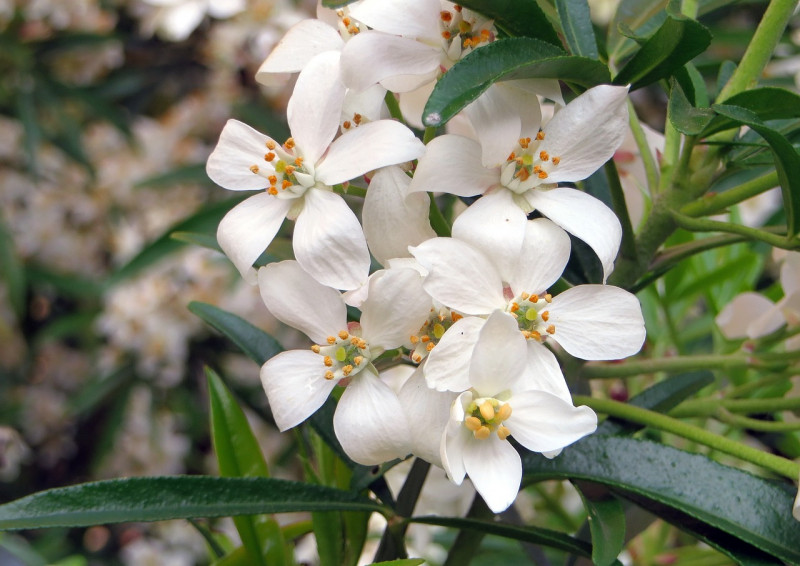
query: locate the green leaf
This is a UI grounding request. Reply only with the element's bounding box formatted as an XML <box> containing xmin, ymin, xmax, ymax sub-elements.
<box><xmin>107</xmin><ymin>196</ymin><xmax>246</xmax><ymax>286</ymax></box>
<box><xmin>0</xmin><ymin>218</ymin><xmax>26</xmax><ymax>320</ymax></box>
<box><xmin>702</xmin><ymin>87</ymin><xmax>800</xmax><ymax>137</ymax></box>
<box><xmin>170</xmin><ymin>231</ymin><xmax>222</xmax><ymax>252</ymax></box>
<box><xmin>575</xmin><ymin>485</ymin><xmax>625</xmax><ymax>566</ymax></box>
<box><xmin>711</xmin><ymin>104</ymin><xmax>800</xmax><ymax>237</ymax></box>
<box><xmin>321</xmin><ymin>0</ymin><xmax>358</xmax><ymax>7</ymax></box>
<box><xmin>668</xmin><ymin>77</ymin><xmax>715</xmax><ymax>135</ymax></box>
<box><xmin>0</xmin><ymin>476</ymin><xmax>386</xmax><ymax>530</ymax></box>
<box><xmin>366</xmin><ymin>560</ymin><xmax>425</xmax><ymax>566</ymax></box>
<box><xmin>409</xmin><ymin>515</ymin><xmax>593</xmax><ymax>557</ymax></box>
<box><xmin>457</xmin><ymin>0</ymin><xmax>561</xmax><ymax>45</ymax></box>
<box><xmin>597</xmin><ymin>371</ymin><xmax>714</xmax><ymax>436</ymax></box>
<box><xmin>134</xmin><ymin>163</ymin><xmax>214</xmax><ymax>190</ymax></box>
<box><xmin>555</xmin><ymin>0</ymin><xmax>598</xmax><ymax>58</ymax></box>
<box><xmin>423</xmin><ymin>38</ymin><xmax>611</xmax><ymax>126</ymax></box>
<box><xmin>607</xmin><ymin>0</ymin><xmax>667</xmax><ymax>58</ymax></box>
<box><xmin>189</xmin><ymin>301</ymin><xmax>283</xmax><ymax>365</ymax></box>
<box><xmin>523</xmin><ymin>436</ymin><xmax>800</xmax><ymax>564</ymax></box>
<box><xmin>613</xmin><ymin>13</ymin><xmax>711</xmax><ymax>90</ymax></box>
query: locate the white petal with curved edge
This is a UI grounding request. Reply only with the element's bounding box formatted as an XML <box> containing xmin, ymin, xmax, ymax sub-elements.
<box><xmin>526</xmin><ymin>187</ymin><xmax>621</xmax><ymax>282</ymax></box>
<box><xmin>349</xmin><ymin>0</ymin><xmax>441</xmax><ymax>40</ymax></box>
<box><xmin>462</xmin><ymin>435</ymin><xmax>522</xmax><ymax>513</ymax></box>
<box><xmin>408</xmin><ymin>135</ymin><xmax>499</xmax><ymax>197</ymax></box>
<box><xmin>258</xmin><ymin>261</ymin><xmax>346</xmax><ymax>343</ymax></box>
<box><xmin>509</xmin><ymin>217</ymin><xmax>571</xmax><ymax>295</ymax></box>
<box><xmin>509</xmin><ymin>78</ymin><xmax>564</xmax><ymax>106</ymax></box>
<box><xmin>363</xmin><ymin>166</ymin><xmax>436</xmax><ymax>265</ymax></box>
<box><xmin>442</xmin><ymin>392</ymin><xmax>472</xmax><ymax>484</ymax></box>
<box><xmin>520</xmin><ymin>342</ymin><xmax>571</xmax><ymax>403</ymax></box>
<box><xmin>334</xmin><ymin>368</ymin><xmax>412</xmax><ymax>465</ymax></box>
<box><xmin>452</xmin><ymin>190</ymin><xmax>527</xmax><ymax>283</ymax></box>
<box><xmin>540</xmin><ymin>84</ymin><xmax>629</xmax><ymax>183</ymax></box>
<box><xmin>154</xmin><ymin>2</ymin><xmax>206</xmax><ymax>41</ymax></box>
<box><xmin>411</xmin><ymin>238</ymin><xmax>505</xmax><ymax>315</ymax></box>
<box><xmin>423</xmin><ymin>316</ymin><xmax>486</xmax><ymax>392</ymax></box>
<box><xmin>469</xmin><ymin>311</ymin><xmax>527</xmax><ymax>394</ymax></box>
<box><xmin>462</xmin><ymin>84</ymin><xmax>523</xmax><ymax>167</ymax></box>
<box><xmin>316</xmin><ymin>120</ymin><xmax>425</xmax><ymax>185</ymax></box>
<box><xmin>341</xmin><ymin>83</ymin><xmax>388</xmax><ymax>126</ymax></box>
<box><xmin>286</xmin><ymin>51</ymin><xmax>346</xmax><ymax>165</ymax></box>
<box><xmin>716</xmin><ymin>292</ymin><xmax>779</xmax><ymax>339</ymax></box>
<box><xmin>207</xmin><ymin>119</ymin><xmax>276</xmax><ymax>191</ymax></box>
<box><xmin>293</xmin><ymin>189</ymin><xmax>370</xmax><ymax>291</ymax></box>
<box><xmin>256</xmin><ymin>19</ymin><xmax>344</xmax><ymax>83</ymax></box>
<box><xmin>549</xmin><ymin>285</ymin><xmax>645</xmax><ymax>360</ymax></box>
<box><xmin>261</xmin><ymin>350</ymin><xmax>337</xmax><ymax>431</ymax></box>
<box><xmin>399</xmin><ymin>366</ymin><xmax>458</xmax><ymax>467</ymax></box>
<box><xmin>506</xmin><ymin>390</ymin><xmax>597</xmax><ymax>453</ymax></box>
<box><xmin>361</xmin><ymin>268</ymin><xmax>431</xmax><ymax>348</ymax></box>
<box><xmin>217</xmin><ymin>193</ymin><xmax>292</xmax><ymax>284</ymax></box>
<box><xmin>398</xmin><ymin>81</ymin><xmax>435</xmax><ymax>129</ymax></box>
<box><xmin>340</xmin><ymin>31</ymin><xmax>441</xmax><ymax>92</ymax></box>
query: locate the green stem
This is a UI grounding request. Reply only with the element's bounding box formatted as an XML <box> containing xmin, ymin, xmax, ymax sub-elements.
<box><xmin>605</xmin><ymin>160</ymin><xmax>638</xmax><ymax>264</ymax></box>
<box><xmin>574</xmin><ymin>395</ymin><xmax>800</xmax><ymax>479</ymax></box>
<box><xmin>384</xmin><ymin>91</ymin><xmax>404</xmax><ymax>122</ymax></box>
<box><xmin>670</xmin><ymin>210</ymin><xmax>798</xmax><ymax>249</ymax></box>
<box><xmin>627</xmin><ymin>100</ymin><xmax>659</xmax><ymax>196</ymax></box>
<box><xmin>443</xmin><ymin>494</ymin><xmax>494</xmax><ymax>566</ymax></box>
<box><xmin>423</xmin><ymin>126</ymin><xmax>437</xmax><ymax>144</ymax></box>
<box><xmin>717</xmin><ymin>410</ymin><xmax>800</xmax><ymax>432</ymax></box>
<box><xmin>670</xmin><ymin>395</ymin><xmax>800</xmax><ymax>418</ymax></box>
<box><xmin>681</xmin><ymin>170</ymin><xmax>780</xmax><ymax>217</ymax></box>
<box><xmin>428</xmin><ymin>193</ymin><xmax>452</xmax><ymax>237</ymax></box>
<box><xmin>727</xmin><ymin>373</ymin><xmax>793</xmax><ymax>398</ymax></box>
<box><xmin>716</xmin><ymin>0</ymin><xmax>800</xmax><ymax>102</ymax></box>
<box><xmin>334</xmin><ymin>184</ymin><xmax>367</xmax><ymax>198</ymax></box>
<box><xmin>580</xmin><ymin>353</ymin><xmax>751</xmax><ymax>378</ymax></box>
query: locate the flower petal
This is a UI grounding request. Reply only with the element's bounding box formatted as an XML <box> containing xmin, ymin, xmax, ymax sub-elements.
<box><xmin>716</xmin><ymin>292</ymin><xmax>780</xmax><ymax>340</ymax></box>
<box><xmin>348</xmin><ymin>0</ymin><xmax>441</xmax><ymax>40</ymax></box>
<box><xmin>360</xmin><ymin>268</ymin><xmax>431</xmax><ymax>349</ymax></box>
<box><xmin>410</xmin><ymin>238</ymin><xmax>505</xmax><ymax>315</ymax></box>
<box><xmin>423</xmin><ymin>316</ymin><xmax>486</xmax><ymax>392</ymax></box>
<box><xmin>509</xmin><ymin>217</ymin><xmax>571</xmax><ymax>295</ymax></box>
<box><xmin>408</xmin><ymin>135</ymin><xmax>499</xmax><ymax>197</ymax></box>
<box><xmin>548</xmin><ymin>285</ymin><xmax>646</xmax><ymax>360</ymax></box>
<box><xmin>261</xmin><ymin>350</ymin><xmax>337</xmax><ymax>431</ymax></box>
<box><xmin>217</xmin><ymin>193</ymin><xmax>292</xmax><ymax>284</ymax></box>
<box><xmin>520</xmin><ymin>342</ymin><xmax>571</xmax><ymax>403</ymax></box>
<box><xmin>293</xmin><ymin>188</ymin><xmax>370</xmax><ymax>291</ymax></box>
<box><xmin>398</xmin><ymin>366</ymin><xmax>458</xmax><ymax>467</ymax></box>
<box><xmin>286</xmin><ymin>51</ymin><xmax>346</xmax><ymax>166</ymax></box>
<box><xmin>442</xmin><ymin>397</ymin><xmax>471</xmax><ymax>484</ymax></box>
<box><xmin>316</xmin><ymin>120</ymin><xmax>425</xmax><ymax>186</ymax></box>
<box><xmin>258</xmin><ymin>260</ymin><xmax>346</xmax><ymax>343</ymax></box>
<box><xmin>207</xmin><ymin>119</ymin><xmax>277</xmax><ymax>191</ymax></box>
<box><xmin>506</xmin><ymin>391</ymin><xmax>597</xmax><ymax>453</ymax></box>
<box><xmin>462</xmin><ymin>435</ymin><xmax>522</xmax><ymax>513</ymax></box>
<box><xmin>451</xmin><ymin>190</ymin><xmax>527</xmax><ymax>284</ymax></box>
<box><xmin>469</xmin><ymin>311</ymin><xmax>527</xmax><ymax>394</ymax></box>
<box><xmin>255</xmin><ymin>19</ymin><xmax>344</xmax><ymax>83</ymax></box>
<box><xmin>334</xmin><ymin>368</ymin><xmax>412</xmax><ymax>465</ymax></box>
<box><xmin>462</xmin><ymin>84</ymin><xmax>523</xmax><ymax>167</ymax></box>
<box><xmin>363</xmin><ymin>166</ymin><xmax>436</xmax><ymax>265</ymax></box>
<box><xmin>340</xmin><ymin>31</ymin><xmax>441</xmax><ymax>92</ymax></box>
<box><xmin>526</xmin><ymin>187</ymin><xmax>621</xmax><ymax>282</ymax></box>
<box><xmin>398</xmin><ymin>81</ymin><xmax>435</xmax><ymax>128</ymax></box>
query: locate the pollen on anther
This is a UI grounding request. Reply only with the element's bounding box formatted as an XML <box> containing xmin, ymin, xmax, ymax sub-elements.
<box><xmin>267</xmin><ymin>187</ymin><xmax>278</xmax><ymax>195</ymax></box>
<box><xmin>541</xmin><ymin>311</ymin><xmax>550</xmax><ymax>322</ymax></box>
<box><xmin>479</xmin><ymin>401</ymin><xmax>495</xmax><ymax>421</ymax></box>
<box><xmin>497</xmin><ymin>425</ymin><xmax>511</xmax><ymax>440</ymax></box>
<box><xmin>426</xmin><ymin>342</ymin><xmax>435</xmax><ymax>352</ymax></box>
<box><xmin>539</xmin><ymin>151</ymin><xmax>549</xmax><ymax>161</ymax></box>
<box><xmin>249</xmin><ymin>165</ymin><xmax>259</xmax><ymax>174</ymax></box>
<box><xmin>294</xmin><ymin>157</ymin><xmax>303</xmax><ymax>166</ymax></box>
<box><xmin>342</xmin><ymin>16</ymin><xmax>351</xmax><ymax>25</ymax></box>
<box><xmin>311</xmin><ymin>345</ymin><xmax>320</xmax><ymax>353</ymax></box>
<box><xmin>324</xmin><ymin>370</ymin><xmax>334</xmax><ymax>380</ymax></box>
<box><xmin>353</xmin><ymin>113</ymin><xmax>362</xmax><ymax>125</ymax></box>
<box><xmin>284</xmin><ymin>137</ymin><xmax>295</xmax><ymax>149</ymax></box>
<box><xmin>338</xmin><ymin>330</ymin><xmax>349</xmax><ymax>340</ymax></box>
<box><xmin>530</xmin><ymin>294</ymin><xmax>539</xmax><ymax>303</ymax></box>
<box><xmin>285</xmin><ymin>165</ymin><xmax>295</xmax><ymax>175</ymax></box>
<box><xmin>454</xmin><ymin>4</ymin><xmax>462</xmax><ymax>12</ymax></box>
<box><xmin>440</xmin><ymin>10</ymin><xmax>452</xmax><ymax>21</ymax></box>
<box><xmin>441</xmin><ymin>30</ymin><xmax>452</xmax><ymax>39</ymax></box>
<box><xmin>451</xmin><ymin>312</ymin><xmax>463</xmax><ymax>322</ymax></box>
<box><xmin>546</xmin><ymin>325</ymin><xmax>556</xmax><ymax>334</ymax></box>
<box><xmin>465</xmin><ymin>416</ymin><xmax>481</xmax><ymax>431</ymax></box>
<box><xmin>265</xmin><ymin>152</ymin><xmax>275</xmax><ymax>162</ymax></box>
<box><xmin>268</xmin><ymin>174</ymin><xmax>277</xmax><ymax>184</ymax></box>
<box><xmin>343</xmin><ymin>120</ymin><xmax>351</xmax><ymax>129</ymax></box>
<box><xmin>412</xmin><ymin>353</ymin><xmax>422</xmax><ymax>363</ymax></box>
<box><xmin>281</xmin><ymin>179</ymin><xmax>291</xmax><ymax>190</ymax></box>
<box><xmin>353</xmin><ymin>356</ymin><xmax>363</xmax><ymax>366</ymax></box>
<box><xmin>519</xmin><ymin>137</ymin><xmax>530</xmax><ymax>148</ymax></box>
<box><xmin>545</xmin><ymin>293</ymin><xmax>552</xmax><ymax>303</ymax></box>
<box><xmin>497</xmin><ymin>403</ymin><xmax>512</xmax><ymax>421</ymax></box>
<box><xmin>420</xmin><ymin>335</ymin><xmax>430</xmax><ymax>343</ymax></box>
<box><xmin>538</xmin><ymin>170</ymin><xmax>549</xmax><ymax>179</ymax></box>
<box><xmin>342</xmin><ymin>364</ymin><xmax>354</xmax><ymax>376</ymax></box>
<box><xmin>474</xmin><ymin>426</ymin><xmax>490</xmax><ymax>440</ymax></box>
<box><xmin>410</xmin><ymin>335</ymin><xmax>419</xmax><ymax>344</ymax></box>
<box><xmin>536</xmin><ymin>131</ymin><xmax>545</xmax><ymax>140</ymax></box>
<box><xmin>521</xmin><ymin>292</ymin><xmax>529</xmax><ymax>300</ymax></box>
<box><xmin>266</xmin><ymin>140</ymin><xmax>276</xmax><ymax>150</ymax></box>
<box><xmin>552</xmin><ymin>156</ymin><xmax>561</xmax><ymax>165</ymax></box>
<box><xmin>327</xmin><ymin>336</ymin><xmax>336</xmax><ymax>344</ymax></box>
<box><xmin>531</xmin><ymin>330</ymin><xmax>542</xmax><ymax>341</ymax></box>
<box><xmin>507</xmin><ymin>152</ymin><xmax>515</xmax><ymax>161</ymax></box>
<box><xmin>510</xmin><ymin>302</ymin><xmax>520</xmax><ymax>312</ymax></box>
<box><xmin>323</xmin><ymin>356</ymin><xmax>333</xmax><ymax>367</ymax></box>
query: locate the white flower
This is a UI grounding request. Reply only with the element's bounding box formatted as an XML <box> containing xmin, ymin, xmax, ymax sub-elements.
<box><xmin>409</xmin><ymin>84</ymin><xmax>630</xmax><ymax>281</ymax></box>
<box><xmin>440</xmin><ymin>311</ymin><xmax>597</xmax><ymax>513</ymax></box>
<box><xmin>258</xmin><ymin>261</ymin><xmax>432</xmax><ymax>465</ymax></box>
<box><xmin>207</xmin><ymin>51</ymin><xmax>425</xmax><ymax>290</ymax></box>
<box><xmin>140</xmin><ymin>0</ymin><xmax>245</xmax><ymax>42</ymax></box>
<box><xmin>410</xmin><ymin>211</ymin><xmax>646</xmax><ymax>392</ymax></box>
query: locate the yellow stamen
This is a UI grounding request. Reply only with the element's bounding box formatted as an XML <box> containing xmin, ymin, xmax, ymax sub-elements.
<box><xmin>538</xmin><ymin>170</ymin><xmax>549</xmax><ymax>179</ymax></box>
<box><xmin>479</xmin><ymin>401</ymin><xmax>495</xmax><ymax>421</ymax></box>
<box><xmin>267</xmin><ymin>187</ymin><xmax>278</xmax><ymax>195</ymax></box>
<box><xmin>541</xmin><ymin>311</ymin><xmax>549</xmax><ymax>322</ymax></box>
<box><xmin>521</xmin><ymin>292</ymin><xmax>529</xmax><ymax>300</ymax></box>
<box><xmin>323</xmin><ymin>356</ymin><xmax>333</xmax><ymax>367</ymax></box>
<box><xmin>465</xmin><ymin>416</ymin><xmax>482</xmax><ymax>431</ymax></box>
<box><xmin>327</xmin><ymin>336</ymin><xmax>336</xmax><ymax>344</ymax></box>
<box><xmin>353</xmin><ymin>356</ymin><xmax>363</xmax><ymax>366</ymax></box>
<box><xmin>294</xmin><ymin>157</ymin><xmax>303</xmax><ymax>166</ymax></box>
<box><xmin>410</xmin><ymin>335</ymin><xmax>419</xmax><ymax>344</ymax></box>
<box><xmin>426</xmin><ymin>342</ymin><xmax>435</xmax><ymax>351</ymax></box>
<box><xmin>545</xmin><ymin>294</ymin><xmax>552</xmax><ymax>303</ymax></box>
<box><xmin>265</xmin><ymin>152</ymin><xmax>275</xmax><ymax>161</ymax></box>
<box><xmin>497</xmin><ymin>425</ymin><xmax>511</xmax><ymax>440</ymax></box>
<box><xmin>412</xmin><ymin>353</ymin><xmax>422</xmax><ymax>363</ymax></box>
<box><xmin>249</xmin><ymin>165</ymin><xmax>259</xmax><ymax>174</ymax></box>
<box><xmin>281</xmin><ymin>179</ymin><xmax>292</xmax><ymax>190</ymax></box>
<box><xmin>539</xmin><ymin>150</ymin><xmax>549</xmax><ymax>161</ymax></box>
<box><xmin>284</xmin><ymin>137</ymin><xmax>295</xmax><ymax>149</ymax></box>
<box><xmin>338</xmin><ymin>330</ymin><xmax>349</xmax><ymax>340</ymax></box>
<box><xmin>342</xmin><ymin>364</ymin><xmax>354</xmax><ymax>376</ymax></box>
<box><xmin>546</xmin><ymin>325</ymin><xmax>556</xmax><ymax>334</ymax></box>
<box><xmin>268</xmin><ymin>174</ymin><xmax>277</xmax><ymax>185</ymax></box>
<box><xmin>324</xmin><ymin>370</ymin><xmax>334</xmax><ymax>380</ymax></box>
<box><xmin>266</xmin><ymin>140</ymin><xmax>276</xmax><ymax>150</ymax></box>
<box><xmin>552</xmin><ymin>156</ymin><xmax>560</xmax><ymax>165</ymax></box>
<box><xmin>311</xmin><ymin>345</ymin><xmax>320</xmax><ymax>353</ymax></box>
<box><xmin>474</xmin><ymin>426</ymin><xmax>491</xmax><ymax>440</ymax></box>
<box><xmin>497</xmin><ymin>404</ymin><xmax>512</xmax><ymax>421</ymax></box>
<box><xmin>536</xmin><ymin>131</ymin><xmax>545</xmax><ymax>140</ymax></box>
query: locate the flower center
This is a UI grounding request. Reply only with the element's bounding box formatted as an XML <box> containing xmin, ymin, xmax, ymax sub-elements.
<box><xmin>249</xmin><ymin>137</ymin><xmax>317</xmax><ymax>200</ymax></box>
<box><xmin>499</xmin><ymin>133</ymin><xmax>562</xmax><ymax>195</ymax></box>
<box><xmin>463</xmin><ymin>395</ymin><xmax>513</xmax><ymax>440</ymax></box>
<box><xmin>310</xmin><ymin>328</ymin><xmax>373</xmax><ymax>382</ymax></box>
<box><xmin>335</xmin><ymin>8</ymin><xmax>362</xmax><ymax>39</ymax></box>
<box><xmin>507</xmin><ymin>292</ymin><xmax>556</xmax><ymax>343</ymax></box>
<box><xmin>439</xmin><ymin>5</ymin><xmax>495</xmax><ymax>68</ymax></box>
<box><xmin>408</xmin><ymin>307</ymin><xmax>463</xmax><ymax>363</ymax></box>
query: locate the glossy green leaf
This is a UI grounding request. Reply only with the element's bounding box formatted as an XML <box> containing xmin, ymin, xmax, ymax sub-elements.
<box><xmin>555</xmin><ymin>0</ymin><xmax>598</xmax><ymax>58</ymax></box>
<box><xmin>107</xmin><ymin>196</ymin><xmax>246</xmax><ymax>286</ymax></box>
<box><xmin>457</xmin><ymin>0</ymin><xmax>560</xmax><ymax>45</ymax></box>
<box><xmin>712</xmin><ymin>104</ymin><xmax>800</xmax><ymax>237</ymax></box>
<box><xmin>410</xmin><ymin>515</ymin><xmax>593</xmax><ymax>557</ymax></box>
<box><xmin>423</xmin><ymin>38</ymin><xmax>611</xmax><ymax>127</ymax></box>
<box><xmin>607</xmin><ymin>0</ymin><xmax>667</xmax><ymax>58</ymax></box>
<box><xmin>189</xmin><ymin>301</ymin><xmax>283</xmax><ymax>365</ymax></box>
<box><xmin>597</xmin><ymin>371</ymin><xmax>714</xmax><ymax>436</ymax></box>
<box><xmin>523</xmin><ymin>436</ymin><xmax>800</xmax><ymax>564</ymax></box>
<box><xmin>321</xmin><ymin>0</ymin><xmax>358</xmax><ymax>7</ymax></box>
<box><xmin>613</xmin><ymin>13</ymin><xmax>711</xmax><ymax>90</ymax></box>
<box><xmin>702</xmin><ymin>87</ymin><xmax>800</xmax><ymax>137</ymax></box>
<box><xmin>668</xmin><ymin>77</ymin><xmax>715</xmax><ymax>135</ymax></box>
<box><xmin>0</xmin><ymin>476</ymin><xmax>386</xmax><ymax>530</ymax></box>
<box><xmin>170</xmin><ymin>231</ymin><xmax>222</xmax><ymax>252</ymax></box>
<box><xmin>575</xmin><ymin>485</ymin><xmax>625</xmax><ymax>566</ymax></box>
<box><xmin>208</xmin><ymin>368</ymin><xmax>286</xmax><ymax>566</ymax></box>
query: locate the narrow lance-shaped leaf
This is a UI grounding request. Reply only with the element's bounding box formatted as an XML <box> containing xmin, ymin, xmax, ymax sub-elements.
<box><xmin>0</xmin><ymin>477</ymin><xmax>387</xmax><ymax>531</ymax></box>
<box><xmin>523</xmin><ymin>436</ymin><xmax>800</xmax><ymax>564</ymax></box>
<box><xmin>668</xmin><ymin>77</ymin><xmax>715</xmax><ymax>135</ymax></box>
<box><xmin>712</xmin><ymin>104</ymin><xmax>800</xmax><ymax>237</ymax></box>
<box><xmin>423</xmin><ymin>38</ymin><xmax>611</xmax><ymax>127</ymax></box>
<box><xmin>575</xmin><ymin>484</ymin><xmax>626</xmax><ymax>566</ymax></box>
<box><xmin>456</xmin><ymin>0</ymin><xmax>561</xmax><ymax>45</ymax></box>
<box><xmin>613</xmin><ymin>13</ymin><xmax>711</xmax><ymax>90</ymax></box>
<box><xmin>701</xmin><ymin>87</ymin><xmax>800</xmax><ymax>137</ymax></box>
<box><xmin>555</xmin><ymin>0</ymin><xmax>599</xmax><ymax>58</ymax></box>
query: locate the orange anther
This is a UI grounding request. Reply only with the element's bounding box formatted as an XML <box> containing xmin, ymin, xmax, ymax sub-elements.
<box><xmin>267</xmin><ymin>187</ymin><xmax>278</xmax><ymax>195</ymax></box>
<box><xmin>285</xmin><ymin>165</ymin><xmax>295</xmax><ymax>175</ymax></box>
<box><xmin>284</xmin><ymin>138</ymin><xmax>295</xmax><ymax>149</ymax></box>
<box><xmin>338</xmin><ymin>330</ymin><xmax>349</xmax><ymax>340</ymax></box>
<box><xmin>541</xmin><ymin>311</ymin><xmax>550</xmax><ymax>322</ymax></box>
<box><xmin>545</xmin><ymin>293</ymin><xmax>552</xmax><ymax>303</ymax></box>
<box><xmin>507</xmin><ymin>151</ymin><xmax>516</xmax><ymax>161</ymax></box>
<box><xmin>420</xmin><ymin>335</ymin><xmax>430</xmax><ymax>343</ymax></box>
<box><xmin>266</xmin><ymin>140</ymin><xmax>276</xmax><ymax>150</ymax></box>
<box><xmin>552</xmin><ymin>156</ymin><xmax>561</xmax><ymax>165</ymax></box>
<box><xmin>454</xmin><ymin>4</ymin><xmax>462</xmax><ymax>11</ymax></box>
<box><xmin>546</xmin><ymin>325</ymin><xmax>556</xmax><ymax>334</ymax></box>
<box><xmin>510</xmin><ymin>302</ymin><xmax>520</xmax><ymax>312</ymax></box>
<box><xmin>451</xmin><ymin>312</ymin><xmax>463</xmax><ymax>322</ymax></box>
<box><xmin>530</xmin><ymin>294</ymin><xmax>539</xmax><ymax>303</ymax></box>
<box><xmin>294</xmin><ymin>157</ymin><xmax>304</xmax><ymax>166</ymax></box>
<box><xmin>327</xmin><ymin>336</ymin><xmax>336</xmax><ymax>344</ymax></box>
<box><xmin>342</xmin><ymin>16</ymin><xmax>351</xmax><ymax>26</ymax></box>
<box><xmin>268</xmin><ymin>174</ymin><xmax>277</xmax><ymax>185</ymax></box>
<box><xmin>342</xmin><ymin>365</ymin><xmax>353</xmax><ymax>376</ymax></box>
<box><xmin>536</xmin><ymin>131</ymin><xmax>545</xmax><ymax>140</ymax></box>
<box><xmin>282</xmin><ymin>179</ymin><xmax>292</xmax><ymax>189</ymax></box>
<box><xmin>410</xmin><ymin>335</ymin><xmax>419</xmax><ymax>344</ymax></box>
<box><xmin>323</xmin><ymin>356</ymin><xmax>333</xmax><ymax>367</ymax></box>
<box><xmin>353</xmin><ymin>113</ymin><xmax>362</xmax><ymax>125</ymax></box>
<box><xmin>311</xmin><ymin>345</ymin><xmax>320</xmax><ymax>353</ymax></box>
<box><xmin>426</xmin><ymin>342</ymin><xmax>435</xmax><ymax>351</ymax></box>
<box><xmin>539</xmin><ymin>151</ymin><xmax>549</xmax><ymax>161</ymax></box>
<box><xmin>265</xmin><ymin>152</ymin><xmax>275</xmax><ymax>161</ymax></box>
<box><xmin>440</xmin><ymin>10</ymin><xmax>452</xmax><ymax>21</ymax></box>
<box><xmin>538</xmin><ymin>170</ymin><xmax>549</xmax><ymax>179</ymax></box>
<box><xmin>249</xmin><ymin>165</ymin><xmax>259</xmax><ymax>174</ymax></box>
<box><xmin>325</xmin><ymin>370</ymin><xmax>334</xmax><ymax>380</ymax></box>
<box><xmin>442</xmin><ymin>30</ymin><xmax>452</xmax><ymax>39</ymax></box>
<box><xmin>343</xmin><ymin>120</ymin><xmax>351</xmax><ymax>129</ymax></box>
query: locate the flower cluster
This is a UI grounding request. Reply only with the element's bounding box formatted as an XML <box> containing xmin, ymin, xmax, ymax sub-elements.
<box><xmin>206</xmin><ymin>0</ymin><xmax>646</xmax><ymax>512</ymax></box>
